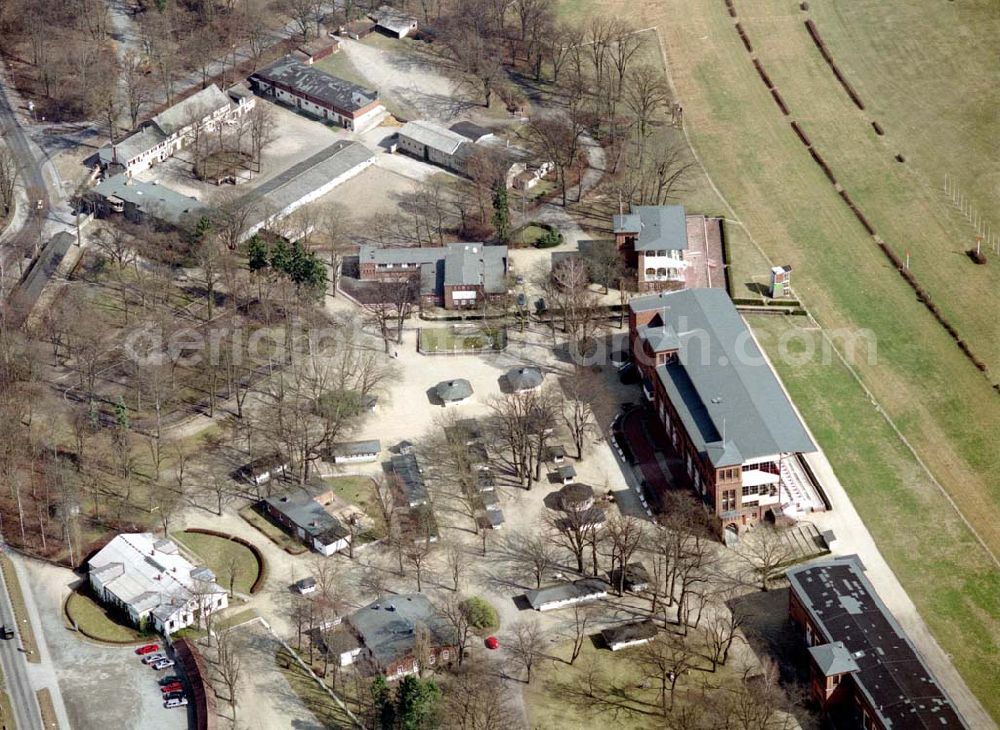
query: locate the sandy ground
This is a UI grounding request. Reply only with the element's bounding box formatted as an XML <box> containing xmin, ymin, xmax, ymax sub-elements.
<box><xmin>19</xmin><ymin>559</ymin><xmax>188</xmax><ymax>730</ymax></box>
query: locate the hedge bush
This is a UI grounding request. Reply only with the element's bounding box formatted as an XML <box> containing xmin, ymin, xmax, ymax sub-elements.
<box><xmin>753</xmin><ymin>58</ymin><xmax>774</xmax><ymax>89</ymax></box>
<box><xmin>871</xmin><ymin>120</ymin><xmax>885</xmax><ymax>136</ymax></box>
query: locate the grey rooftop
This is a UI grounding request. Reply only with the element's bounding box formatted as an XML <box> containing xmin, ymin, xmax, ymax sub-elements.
<box><xmin>252</xmin><ymin>56</ymin><xmax>379</xmax><ymax>112</ymax></box>
<box><xmin>435</xmin><ymin>378</ymin><xmax>473</xmax><ymax>402</ymax></box>
<box><xmin>525</xmin><ymin>578</ymin><xmax>608</xmax><ymax>609</ymax></box>
<box><xmin>613</xmin><ymin>205</ymin><xmax>689</xmax><ymax>252</ymax></box>
<box><xmin>506</xmin><ymin>366</ymin><xmax>543</xmax><ymax>391</ymax></box>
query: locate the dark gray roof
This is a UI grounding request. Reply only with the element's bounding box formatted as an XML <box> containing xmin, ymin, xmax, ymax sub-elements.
<box><xmin>263</xmin><ymin>483</ymin><xmax>349</xmax><ymax>546</ymax></box>
<box><xmin>608</xmin><ymin>562</ymin><xmax>651</xmax><ymax>590</ymax></box>
<box><xmin>252</xmin><ymin>56</ymin><xmax>379</xmax><ymax>112</ymax></box>
<box><xmin>525</xmin><ymin>578</ymin><xmax>607</xmax><ymax>609</ymax></box>
<box><xmin>399</xmin><ymin>120</ymin><xmax>468</xmax><ymax>155</ymax></box>
<box><xmin>557</xmin><ymin>464</ymin><xmax>577</xmax><ymax>479</ymax></box>
<box><xmin>390</xmin><ymin>453</ymin><xmax>428</xmax><ymax>504</ymax></box>
<box><xmin>601</xmin><ymin>619</ymin><xmax>657</xmax><ymax>646</ymax></box>
<box><xmin>506</xmin><ymin>366</ymin><xmax>543</xmax><ymax>391</ymax></box>
<box><xmin>787</xmin><ymin>557</ymin><xmax>967</xmax><ymax>729</ymax></box>
<box><xmin>329</xmin><ymin>440</ymin><xmax>381</xmax><ymax>457</ymax></box>
<box><xmin>612</xmin><ymin>205</ymin><xmax>688</xmax><ymax>252</ymax></box>
<box><xmin>435</xmin><ymin>378</ymin><xmax>473</xmax><ymax>402</ymax></box>
<box><xmin>636</xmin><ymin>324</ymin><xmax>679</xmax><ymax>353</ymax></box>
<box><xmin>559</xmin><ymin>482</ymin><xmax>593</xmax><ymax>506</ymax></box>
<box><xmin>632</xmin><ymin>289</ymin><xmax>815</xmax><ymax>467</ymax></box>
<box><xmin>93</xmin><ymin>174</ymin><xmax>210</xmax><ymax>229</ymax></box>
<box><xmin>348</xmin><ymin>594</ymin><xmax>455</xmax><ymax>669</ymax></box>
<box><xmin>359</xmin><ymin>243</ymin><xmax>507</xmax><ymax>294</ymax></box>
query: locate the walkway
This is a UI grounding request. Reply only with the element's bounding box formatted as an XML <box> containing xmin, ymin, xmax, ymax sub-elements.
<box><xmin>619</xmin><ymin>406</ymin><xmax>680</xmax><ymax>513</ymax></box>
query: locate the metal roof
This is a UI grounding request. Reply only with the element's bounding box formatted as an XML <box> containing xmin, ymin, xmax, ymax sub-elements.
<box><xmin>632</xmin><ymin>289</ymin><xmax>815</xmax><ymax>467</ymax></box>
<box><xmin>151</xmin><ymin>84</ymin><xmax>231</xmax><ymax>136</ymax></box>
<box><xmin>252</xmin><ymin>56</ymin><xmax>378</xmax><ymax>112</ymax></box>
<box><xmin>435</xmin><ymin>378</ymin><xmax>473</xmax><ymax>402</ymax></box>
<box><xmin>398</xmin><ymin>120</ymin><xmax>468</xmax><ymax>156</ymax></box>
<box><xmin>613</xmin><ymin>205</ymin><xmax>689</xmax><ymax>252</ymax></box>
<box><xmin>788</xmin><ymin>557</ymin><xmax>967</xmax><ymax>729</ymax></box>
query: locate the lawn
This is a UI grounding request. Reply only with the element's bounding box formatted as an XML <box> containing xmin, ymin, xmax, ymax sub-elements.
<box><xmin>418</xmin><ymin>326</ymin><xmax>507</xmax><ymax>354</ymax></box>
<box><xmin>325</xmin><ymin>475</ymin><xmax>387</xmax><ymax>539</ymax></box>
<box><xmin>238</xmin><ymin>504</ymin><xmax>309</xmax><ymax>555</ymax></box>
<box><xmin>171</xmin><ymin>531</ymin><xmax>261</xmax><ymax>595</ymax></box>
<box><xmin>513</xmin><ymin>224</ymin><xmax>548</xmax><ymax>246</ymax></box>
<box><xmin>275</xmin><ymin>645</ymin><xmax>362</xmax><ymax>728</ymax></box>
<box><xmin>747</xmin><ymin>314</ymin><xmax>1000</xmax><ymax>720</ymax></box>
<box><xmin>65</xmin><ymin>590</ymin><xmax>146</xmax><ymax>643</ymax></box>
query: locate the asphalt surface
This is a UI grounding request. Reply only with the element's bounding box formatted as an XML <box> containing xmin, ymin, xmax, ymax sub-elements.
<box><xmin>0</xmin><ymin>548</ymin><xmax>43</xmax><ymax>730</ymax></box>
<box><xmin>0</xmin><ymin>77</ymin><xmax>48</xmax><ymax>261</ymax></box>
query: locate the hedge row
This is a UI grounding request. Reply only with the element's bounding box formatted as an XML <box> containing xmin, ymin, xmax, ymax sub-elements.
<box><xmin>808</xmin><ymin>147</ymin><xmax>837</xmax><ymax>185</ymax></box>
<box><xmin>790</xmin><ymin>120</ymin><xmax>811</xmax><ymax>147</ymax></box>
<box><xmin>804</xmin><ymin>19</ymin><xmax>866</xmax><ymax>110</ymax></box>
<box><xmin>725</xmin><ymin>0</ymin><xmax>737</xmax><ymax>17</ymax></box>
<box><xmin>771</xmin><ymin>88</ymin><xmax>790</xmax><ymax>115</ymax></box>
<box><xmin>871</xmin><ymin>120</ymin><xmax>885</xmax><ymax>136</ymax></box>
<box><xmin>183</xmin><ymin>528</ymin><xmax>268</xmax><ymax>594</ymax></box>
<box><xmin>753</xmin><ymin>58</ymin><xmax>774</xmax><ymax>88</ymax></box>
<box><xmin>735</xmin><ymin>22</ymin><xmax>753</xmax><ymax>53</ymax></box>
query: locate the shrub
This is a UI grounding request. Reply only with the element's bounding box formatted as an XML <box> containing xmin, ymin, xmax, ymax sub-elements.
<box><xmin>967</xmin><ymin>248</ymin><xmax>987</xmax><ymax>265</ymax></box>
<box><xmin>534</xmin><ymin>227</ymin><xmax>563</xmax><ymax>249</ymax></box>
<box><xmin>895</xmin><ymin>153</ymin><xmax>906</xmax><ymax>163</ymax></box>
<box><xmin>735</xmin><ymin>23</ymin><xmax>753</xmax><ymax>53</ymax></box>
<box><xmin>871</xmin><ymin>120</ymin><xmax>885</xmax><ymax>136</ymax></box>
<box><xmin>462</xmin><ymin>597</ymin><xmax>499</xmax><ymax>630</ymax></box>
<box><xmin>753</xmin><ymin>59</ymin><xmax>774</xmax><ymax>89</ymax></box>
<box><xmin>771</xmin><ymin>88</ymin><xmax>790</xmax><ymax>115</ymax></box>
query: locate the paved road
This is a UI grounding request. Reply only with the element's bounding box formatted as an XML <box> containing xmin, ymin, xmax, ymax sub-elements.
<box><xmin>0</xmin><ymin>548</ymin><xmax>43</xmax><ymax>730</ymax></box>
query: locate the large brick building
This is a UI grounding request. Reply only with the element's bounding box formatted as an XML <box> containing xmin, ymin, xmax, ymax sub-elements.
<box><xmin>613</xmin><ymin>205</ymin><xmax>690</xmax><ymax>292</ymax></box>
<box><xmin>249</xmin><ymin>56</ymin><xmax>386</xmax><ymax>132</ymax></box>
<box><xmin>628</xmin><ymin>289</ymin><xmax>816</xmax><ymax>532</ymax></box>
<box><xmin>358</xmin><ymin>243</ymin><xmax>508</xmax><ymax>309</ymax></box>
<box><xmin>787</xmin><ymin>557</ymin><xmax>967</xmax><ymax>729</ymax></box>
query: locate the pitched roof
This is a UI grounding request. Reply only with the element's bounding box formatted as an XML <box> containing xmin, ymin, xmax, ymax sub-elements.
<box><xmin>370</xmin><ymin>4</ymin><xmax>418</xmax><ymax>34</ymax></box>
<box><xmin>601</xmin><ymin>619</ymin><xmax>657</xmax><ymax>646</ymax></box>
<box><xmin>449</xmin><ymin>121</ymin><xmax>493</xmax><ymax>141</ymax></box>
<box><xmin>329</xmin><ymin>440</ymin><xmax>381</xmax><ymax>457</ymax></box>
<box><xmin>93</xmin><ymin>174</ymin><xmax>210</xmax><ymax>229</ymax></box>
<box><xmin>151</xmin><ymin>84</ymin><xmax>231</xmax><ymax>136</ymax></box>
<box><xmin>88</xmin><ymin>533</ymin><xmax>224</xmax><ymax>622</ymax></box>
<box><xmin>399</xmin><ymin>120</ymin><xmax>468</xmax><ymax>156</ymax></box>
<box><xmin>252</xmin><ymin>56</ymin><xmax>379</xmax><ymax>112</ymax></box>
<box><xmin>632</xmin><ymin>289</ymin><xmax>815</xmax><ymax>466</ymax></box>
<box><xmin>788</xmin><ymin>557</ymin><xmax>967</xmax><ymax>729</ymax></box>
<box><xmin>506</xmin><ymin>366</ymin><xmax>543</xmax><ymax>391</ymax></box>
<box><xmin>613</xmin><ymin>205</ymin><xmax>689</xmax><ymax>252</ymax></box>
<box><xmin>98</xmin><ymin>126</ymin><xmax>167</xmax><ymax>165</ymax></box>
<box><xmin>435</xmin><ymin>378</ymin><xmax>473</xmax><ymax>402</ymax></box>
<box><xmin>525</xmin><ymin>578</ymin><xmax>607</xmax><ymax>609</ymax></box>
<box><xmin>359</xmin><ymin>243</ymin><xmax>508</xmax><ymax>294</ymax></box>
<box><xmin>262</xmin><ymin>484</ymin><xmax>349</xmax><ymax>546</ymax></box>
<box><xmin>390</xmin><ymin>453</ymin><xmax>428</xmax><ymax>504</ymax></box>
<box><xmin>348</xmin><ymin>594</ymin><xmax>455</xmax><ymax>669</ymax></box>
<box><xmin>808</xmin><ymin>641</ymin><xmax>860</xmax><ymax>677</ymax></box>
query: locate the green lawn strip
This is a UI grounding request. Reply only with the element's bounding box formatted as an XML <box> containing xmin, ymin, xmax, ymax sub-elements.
<box><xmin>419</xmin><ymin>327</ymin><xmax>505</xmax><ymax>353</ymax></box>
<box><xmin>64</xmin><ymin>591</ymin><xmax>146</xmax><ymax>644</ymax></box>
<box><xmin>0</xmin><ymin>678</ymin><xmax>14</xmax><ymax>730</ymax></box>
<box><xmin>666</xmin><ymin>0</ymin><xmax>1000</xmax><ymax>556</ymax></box>
<box><xmin>275</xmin><ymin>645</ymin><xmax>361</xmax><ymax>728</ymax></box>
<box><xmin>238</xmin><ymin>505</ymin><xmax>308</xmax><ymax>555</ymax></box>
<box><xmin>0</xmin><ymin>554</ymin><xmax>39</xmax><ymax>663</ymax></box>
<box><xmin>214</xmin><ymin>608</ymin><xmax>259</xmax><ymax>633</ymax></box>
<box><xmin>170</xmin><ymin>532</ymin><xmax>260</xmax><ymax>595</ymax></box>
<box><xmin>748</xmin><ymin>315</ymin><xmax>1000</xmax><ymax>721</ymax></box>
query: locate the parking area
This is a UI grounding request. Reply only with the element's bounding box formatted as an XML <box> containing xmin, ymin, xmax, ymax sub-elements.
<box><xmin>22</xmin><ymin>561</ymin><xmax>189</xmax><ymax>730</ymax></box>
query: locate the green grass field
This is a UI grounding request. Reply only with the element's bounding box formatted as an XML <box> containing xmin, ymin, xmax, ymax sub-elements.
<box><xmin>325</xmin><ymin>475</ymin><xmax>388</xmax><ymax>538</ymax></box>
<box><xmin>553</xmin><ymin>0</ymin><xmax>1000</xmax><ymax>719</ymax></box>
<box><xmin>418</xmin><ymin>326</ymin><xmax>506</xmax><ymax>353</ymax></box>
<box><xmin>747</xmin><ymin>314</ymin><xmax>1000</xmax><ymax>718</ymax></box>
<box><xmin>65</xmin><ymin>590</ymin><xmax>146</xmax><ymax>643</ymax></box>
<box><xmin>171</xmin><ymin>531</ymin><xmax>260</xmax><ymax>595</ymax></box>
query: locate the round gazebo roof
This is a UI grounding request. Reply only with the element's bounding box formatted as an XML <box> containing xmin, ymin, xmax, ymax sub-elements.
<box><xmin>559</xmin><ymin>482</ymin><xmax>594</xmax><ymax>510</ymax></box>
<box><xmin>435</xmin><ymin>378</ymin><xmax>473</xmax><ymax>402</ymax></box>
<box><xmin>507</xmin><ymin>366</ymin><xmax>544</xmax><ymax>391</ymax></box>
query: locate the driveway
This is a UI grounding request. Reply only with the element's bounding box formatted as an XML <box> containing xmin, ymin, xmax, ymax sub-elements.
<box><xmin>20</xmin><ymin>560</ymin><xmax>187</xmax><ymax>730</ymax></box>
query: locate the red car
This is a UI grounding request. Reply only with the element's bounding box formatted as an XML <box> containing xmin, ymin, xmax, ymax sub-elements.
<box><xmin>135</xmin><ymin>644</ymin><xmax>160</xmax><ymax>656</ymax></box>
<box><xmin>485</xmin><ymin>636</ymin><xmax>499</xmax><ymax>650</ymax></box>
<box><xmin>160</xmin><ymin>682</ymin><xmax>183</xmax><ymax>694</ymax></box>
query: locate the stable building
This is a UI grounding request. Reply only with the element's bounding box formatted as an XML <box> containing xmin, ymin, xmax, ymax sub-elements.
<box><xmin>787</xmin><ymin>557</ymin><xmax>967</xmax><ymax>729</ymax></box>
<box><xmin>358</xmin><ymin>242</ymin><xmax>508</xmax><ymax>309</ymax></box>
<box><xmin>601</xmin><ymin>620</ymin><xmax>657</xmax><ymax>651</ymax></box>
<box><xmin>261</xmin><ymin>483</ymin><xmax>356</xmax><ymax>556</ymax></box>
<box><xmin>525</xmin><ymin>578</ymin><xmax>608</xmax><ymax>611</ymax></box>
<box><xmin>88</xmin><ymin>533</ymin><xmax>227</xmax><ymax>634</ymax></box>
<box><xmin>628</xmin><ymin>289</ymin><xmax>816</xmax><ymax>534</ymax></box>
<box><xmin>369</xmin><ymin>5</ymin><xmax>419</xmax><ymax>38</ymax></box>
<box><xmin>396</xmin><ymin>120</ymin><xmax>472</xmax><ymax>173</ymax></box>
<box><xmin>249</xmin><ymin>56</ymin><xmax>386</xmax><ymax>132</ymax></box>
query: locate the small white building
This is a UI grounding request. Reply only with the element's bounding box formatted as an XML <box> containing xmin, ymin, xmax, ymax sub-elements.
<box><xmin>397</xmin><ymin>121</ymin><xmax>472</xmax><ymax>173</ymax></box>
<box><xmin>369</xmin><ymin>5</ymin><xmax>419</xmax><ymax>38</ymax></box>
<box><xmin>88</xmin><ymin>533</ymin><xmax>228</xmax><ymax>634</ymax></box>
<box><xmin>329</xmin><ymin>440</ymin><xmax>382</xmax><ymax>464</ymax></box>
<box><xmin>600</xmin><ymin>620</ymin><xmax>657</xmax><ymax>651</ymax></box>
<box><xmin>524</xmin><ymin>578</ymin><xmax>608</xmax><ymax>611</ymax></box>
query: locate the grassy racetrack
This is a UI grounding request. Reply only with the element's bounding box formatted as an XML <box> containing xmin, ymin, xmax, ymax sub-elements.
<box><xmin>557</xmin><ymin>0</ymin><xmax>1000</xmax><ymax>721</ymax></box>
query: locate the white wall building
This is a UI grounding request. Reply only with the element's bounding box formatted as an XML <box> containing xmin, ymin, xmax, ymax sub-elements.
<box><xmin>88</xmin><ymin>533</ymin><xmax>228</xmax><ymax>634</ymax></box>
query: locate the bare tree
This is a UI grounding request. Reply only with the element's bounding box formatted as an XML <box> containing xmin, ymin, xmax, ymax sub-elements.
<box><xmin>567</xmin><ymin>603</ymin><xmax>593</xmax><ymax>664</ymax></box>
<box><xmin>702</xmin><ymin>594</ymin><xmax>746</xmax><ymax>671</ymax></box>
<box><xmin>527</xmin><ymin>114</ymin><xmax>585</xmax><ymax>207</ymax></box>
<box><xmin>509</xmin><ymin>618</ymin><xmax>544</xmax><ymax>684</ymax></box>
<box><xmin>0</xmin><ymin>144</ymin><xmax>20</xmax><ymax>219</ymax></box>
<box><xmin>560</xmin><ymin>368</ymin><xmax>601</xmax><ymax>459</ymax></box>
<box><xmin>439</xmin><ymin>594</ymin><xmax>473</xmax><ymax>667</ymax></box>
<box><xmin>216</xmin><ymin>630</ymin><xmax>243</xmax><ymax>725</ymax></box>
<box><xmin>444</xmin><ymin>658</ymin><xmax>514</xmax><ymax>729</ymax></box>
<box><xmin>623</xmin><ymin>64</ymin><xmax>671</xmax><ymax>141</ymax></box>
<box><xmin>607</xmin><ymin>514</ymin><xmax>646</xmax><ymax>595</ymax></box>
<box><xmin>445</xmin><ymin>23</ymin><xmax>505</xmax><ymax>107</ymax></box>
<box><xmin>405</xmin><ymin>539</ymin><xmax>432</xmax><ymax>592</ymax></box>
<box><xmin>734</xmin><ymin>526</ymin><xmax>796</xmax><ymax>592</ymax></box>
<box><xmin>509</xmin><ymin>530</ymin><xmax>557</xmax><ymax>588</ymax></box>
<box><xmin>639</xmin><ymin>631</ymin><xmax>694</xmax><ymax>716</ymax></box>
<box><xmin>445</xmin><ymin>542</ymin><xmax>467</xmax><ymax>592</ymax></box>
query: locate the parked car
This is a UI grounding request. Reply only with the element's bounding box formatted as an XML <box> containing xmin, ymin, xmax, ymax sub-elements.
<box><xmin>0</xmin><ymin>626</ymin><xmax>14</xmax><ymax>640</ymax></box>
<box><xmin>164</xmin><ymin>697</ymin><xmax>188</xmax><ymax>709</ymax></box>
<box><xmin>163</xmin><ymin>690</ymin><xmax>186</xmax><ymax>701</ymax></box>
<box><xmin>141</xmin><ymin>653</ymin><xmax>166</xmax><ymax>665</ymax></box>
<box><xmin>158</xmin><ymin>675</ymin><xmax>182</xmax><ymax>686</ymax></box>
<box><xmin>152</xmin><ymin>659</ymin><xmax>175</xmax><ymax>670</ymax></box>
<box><xmin>295</xmin><ymin>577</ymin><xmax>317</xmax><ymax>595</ymax></box>
<box><xmin>485</xmin><ymin>636</ymin><xmax>499</xmax><ymax>650</ymax></box>
<box><xmin>135</xmin><ymin>643</ymin><xmax>160</xmax><ymax>655</ymax></box>
<box><xmin>160</xmin><ymin>682</ymin><xmax>183</xmax><ymax>694</ymax></box>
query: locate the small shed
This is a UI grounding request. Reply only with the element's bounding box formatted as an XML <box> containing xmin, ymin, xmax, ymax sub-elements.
<box><xmin>242</xmin><ymin>452</ymin><xmax>289</xmax><ymax>486</ymax></box>
<box><xmin>545</xmin><ymin>444</ymin><xmax>567</xmax><ymax>464</ymax></box>
<box><xmin>608</xmin><ymin>562</ymin><xmax>651</xmax><ymax>593</ymax></box>
<box><xmin>294</xmin><ymin>37</ymin><xmax>340</xmax><ymax>64</ymax></box>
<box><xmin>435</xmin><ymin>379</ymin><xmax>473</xmax><ymax>406</ymax></box>
<box><xmin>369</xmin><ymin>4</ymin><xmax>418</xmax><ymax>38</ymax></box>
<box><xmin>340</xmin><ymin>19</ymin><xmax>375</xmax><ymax>39</ymax></box>
<box><xmin>557</xmin><ymin>464</ymin><xmax>577</xmax><ymax>485</ymax></box>
<box><xmin>600</xmin><ymin>620</ymin><xmax>657</xmax><ymax>651</ymax></box>
<box><xmin>506</xmin><ymin>366</ymin><xmax>544</xmax><ymax>392</ymax></box>
<box><xmin>328</xmin><ymin>440</ymin><xmax>381</xmax><ymax>464</ymax></box>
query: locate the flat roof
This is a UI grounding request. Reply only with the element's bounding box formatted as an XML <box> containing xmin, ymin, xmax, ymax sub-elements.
<box><xmin>612</xmin><ymin>205</ymin><xmax>689</xmax><ymax>252</ymax></box>
<box><xmin>252</xmin><ymin>56</ymin><xmax>378</xmax><ymax>112</ymax></box>
<box><xmin>787</xmin><ymin>557</ymin><xmax>967</xmax><ymax>729</ymax></box>
<box><xmin>632</xmin><ymin>289</ymin><xmax>815</xmax><ymax>466</ymax></box>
